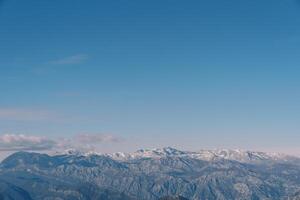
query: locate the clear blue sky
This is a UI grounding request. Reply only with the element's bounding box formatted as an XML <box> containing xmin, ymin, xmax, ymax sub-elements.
<box><xmin>0</xmin><ymin>0</ymin><xmax>300</xmax><ymax>153</ymax></box>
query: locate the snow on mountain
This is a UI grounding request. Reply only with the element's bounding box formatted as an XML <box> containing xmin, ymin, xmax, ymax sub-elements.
<box><xmin>2</xmin><ymin>148</ymin><xmax>300</xmax><ymax>200</ymax></box>
<box><xmin>51</xmin><ymin>148</ymin><xmax>103</xmax><ymax>157</ymax></box>
<box><xmin>55</xmin><ymin>147</ymin><xmax>294</xmax><ymax>163</ymax></box>
<box><xmin>108</xmin><ymin>147</ymin><xmax>293</xmax><ymax>163</ymax></box>
<box><xmin>189</xmin><ymin>149</ymin><xmax>289</xmax><ymax>162</ymax></box>
<box><xmin>110</xmin><ymin>147</ymin><xmax>186</xmax><ymax>160</ymax></box>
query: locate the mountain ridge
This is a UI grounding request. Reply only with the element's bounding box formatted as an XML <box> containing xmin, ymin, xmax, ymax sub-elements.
<box><xmin>1</xmin><ymin>147</ymin><xmax>300</xmax><ymax>200</ymax></box>
<box><xmin>50</xmin><ymin>147</ymin><xmax>297</xmax><ymax>163</ymax></box>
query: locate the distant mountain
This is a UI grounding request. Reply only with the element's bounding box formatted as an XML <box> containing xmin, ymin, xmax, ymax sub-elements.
<box><xmin>1</xmin><ymin>148</ymin><xmax>300</xmax><ymax>200</ymax></box>
<box><xmin>61</xmin><ymin>147</ymin><xmax>295</xmax><ymax>163</ymax></box>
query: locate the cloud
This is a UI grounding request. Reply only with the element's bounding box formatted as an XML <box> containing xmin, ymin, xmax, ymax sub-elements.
<box><xmin>0</xmin><ymin>134</ymin><xmax>56</xmax><ymax>151</ymax></box>
<box><xmin>32</xmin><ymin>54</ymin><xmax>89</xmax><ymax>75</ymax></box>
<box><xmin>56</xmin><ymin>133</ymin><xmax>123</xmax><ymax>152</ymax></box>
<box><xmin>50</xmin><ymin>54</ymin><xmax>89</xmax><ymax>65</ymax></box>
<box><xmin>0</xmin><ymin>133</ymin><xmax>122</xmax><ymax>152</ymax></box>
<box><xmin>0</xmin><ymin>108</ymin><xmax>54</xmax><ymax>121</ymax></box>
<box><xmin>75</xmin><ymin>133</ymin><xmax>122</xmax><ymax>144</ymax></box>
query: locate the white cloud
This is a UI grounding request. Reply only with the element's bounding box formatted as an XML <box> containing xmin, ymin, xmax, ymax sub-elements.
<box><xmin>50</xmin><ymin>54</ymin><xmax>89</xmax><ymax>65</ymax></box>
<box><xmin>0</xmin><ymin>133</ymin><xmax>122</xmax><ymax>152</ymax></box>
<box><xmin>0</xmin><ymin>134</ymin><xmax>56</xmax><ymax>151</ymax></box>
<box><xmin>55</xmin><ymin>133</ymin><xmax>123</xmax><ymax>152</ymax></box>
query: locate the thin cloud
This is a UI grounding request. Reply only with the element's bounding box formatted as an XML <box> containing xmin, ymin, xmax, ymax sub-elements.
<box><xmin>75</xmin><ymin>133</ymin><xmax>122</xmax><ymax>144</ymax></box>
<box><xmin>0</xmin><ymin>133</ymin><xmax>123</xmax><ymax>152</ymax></box>
<box><xmin>0</xmin><ymin>108</ymin><xmax>55</xmax><ymax>121</ymax></box>
<box><xmin>0</xmin><ymin>134</ymin><xmax>56</xmax><ymax>151</ymax></box>
<box><xmin>57</xmin><ymin>133</ymin><xmax>123</xmax><ymax>152</ymax></box>
<box><xmin>50</xmin><ymin>54</ymin><xmax>89</xmax><ymax>65</ymax></box>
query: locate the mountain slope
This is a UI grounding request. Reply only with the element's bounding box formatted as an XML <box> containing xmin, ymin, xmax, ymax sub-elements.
<box><xmin>1</xmin><ymin>148</ymin><xmax>300</xmax><ymax>200</ymax></box>
<box><xmin>0</xmin><ymin>180</ymin><xmax>32</xmax><ymax>200</ymax></box>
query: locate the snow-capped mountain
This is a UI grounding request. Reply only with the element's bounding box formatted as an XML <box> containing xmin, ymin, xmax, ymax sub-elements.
<box><xmin>60</xmin><ymin>147</ymin><xmax>293</xmax><ymax>163</ymax></box>
<box><xmin>188</xmin><ymin>149</ymin><xmax>290</xmax><ymax>162</ymax></box>
<box><xmin>3</xmin><ymin>147</ymin><xmax>300</xmax><ymax>200</ymax></box>
<box><xmin>110</xmin><ymin>147</ymin><xmax>187</xmax><ymax>160</ymax></box>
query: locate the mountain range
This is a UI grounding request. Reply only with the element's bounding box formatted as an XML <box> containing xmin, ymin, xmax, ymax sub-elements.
<box><xmin>1</xmin><ymin>147</ymin><xmax>300</xmax><ymax>200</ymax></box>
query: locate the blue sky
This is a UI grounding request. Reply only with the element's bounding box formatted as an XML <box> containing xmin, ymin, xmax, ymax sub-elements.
<box><xmin>0</xmin><ymin>0</ymin><xmax>300</xmax><ymax>154</ymax></box>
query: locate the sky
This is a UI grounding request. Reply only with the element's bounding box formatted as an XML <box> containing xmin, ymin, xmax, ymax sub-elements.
<box><xmin>0</xmin><ymin>0</ymin><xmax>300</xmax><ymax>156</ymax></box>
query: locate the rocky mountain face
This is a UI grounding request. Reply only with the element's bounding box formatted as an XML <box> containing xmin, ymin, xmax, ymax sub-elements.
<box><xmin>1</xmin><ymin>147</ymin><xmax>300</xmax><ymax>200</ymax></box>
<box><xmin>159</xmin><ymin>196</ymin><xmax>189</xmax><ymax>200</ymax></box>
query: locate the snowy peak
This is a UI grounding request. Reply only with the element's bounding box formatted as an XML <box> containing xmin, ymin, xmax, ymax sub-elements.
<box><xmin>52</xmin><ymin>148</ymin><xmax>104</xmax><ymax>157</ymax></box>
<box><xmin>54</xmin><ymin>147</ymin><xmax>295</xmax><ymax>163</ymax></box>
<box><xmin>135</xmin><ymin>147</ymin><xmax>186</xmax><ymax>157</ymax></box>
<box><xmin>110</xmin><ymin>147</ymin><xmax>186</xmax><ymax>160</ymax></box>
<box><xmin>189</xmin><ymin>149</ymin><xmax>287</xmax><ymax>162</ymax></box>
<box><xmin>110</xmin><ymin>147</ymin><xmax>292</xmax><ymax>163</ymax></box>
